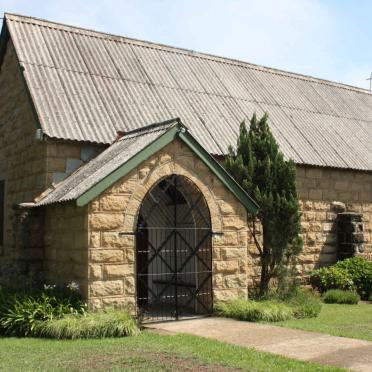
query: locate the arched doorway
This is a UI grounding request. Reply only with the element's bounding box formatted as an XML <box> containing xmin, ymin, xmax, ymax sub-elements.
<box><xmin>136</xmin><ymin>174</ymin><xmax>213</xmax><ymax>322</ymax></box>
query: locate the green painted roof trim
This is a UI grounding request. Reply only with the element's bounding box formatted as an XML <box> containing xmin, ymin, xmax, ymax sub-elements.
<box><xmin>178</xmin><ymin>130</ymin><xmax>259</xmax><ymax>214</ymax></box>
<box><xmin>76</xmin><ymin>125</ymin><xmax>180</xmax><ymax>207</ymax></box>
<box><xmin>76</xmin><ymin>122</ymin><xmax>259</xmax><ymax>213</ymax></box>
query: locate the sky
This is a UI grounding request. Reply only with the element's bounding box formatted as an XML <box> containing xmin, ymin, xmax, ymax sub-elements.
<box><xmin>1</xmin><ymin>0</ymin><xmax>372</xmax><ymax>89</ymax></box>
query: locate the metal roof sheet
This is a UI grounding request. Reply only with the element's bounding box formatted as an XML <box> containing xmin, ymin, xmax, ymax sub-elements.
<box><xmin>35</xmin><ymin>120</ymin><xmax>176</xmax><ymax>206</ymax></box>
<box><xmin>3</xmin><ymin>13</ymin><xmax>372</xmax><ymax>170</ymax></box>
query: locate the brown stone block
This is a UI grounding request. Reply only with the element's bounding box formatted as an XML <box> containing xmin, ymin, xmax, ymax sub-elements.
<box><xmin>224</xmin><ymin>274</ymin><xmax>247</xmax><ymax>288</ymax></box>
<box><xmin>212</xmin><ymin>247</ymin><xmax>221</xmax><ymax>260</ymax></box>
<box><xmin>213</xmin><ymin>273</ymin><xmax>224</xmax><ymax>288</ymax></box>
<box><xmin>313</xmin><ymin>202</ymin><xmax>329</xmax><ymax>211</ymax></box>
<box><xmin>306</xmin><ymin>168</ymin><xmax>323</xmax><ymax>179</ymax></box>
<box><xmin>298</xmin><ymin>189</ymin><xmax>309</xmax><ymax>199</ymax></box>
<box><xmin>303</xmin><ymin>178</ymin><xmax>317</xmax><ymax>188</ymax></box>
<box><xmin>159</xmin><ymin>152</ymin><xmax>172</xmax><ymax>163</ymax></box>
<box><xmin>213</xmin><ymin>288</ymin><xmax>245</xmax><ymax>301</ymax></box>
<box><xmin>90</xmin><ymin>280</ymin><xmax>123</xmax><ymax>297</ymax></box>
<box><xmin>297</xmin><ymin>254</ymin><xmax>314</xmax><ymax>264</ymax></box>
<box><xmin>221</xmin><ymin>247</ymin><xmax>246</xmax><ymax>260</ymax></box>
<box><xmin>214</xmin><ymin>260</ymin><xmax>239</xmax><ymax>273</ymax></box>
<box><xmin>303</xmin><ymin>201</ymin><xmax>313</xmax><ymax>210</ymax></box>
<box><xmin>89</xmin><ymin>264</ymin><xmax>102</xmax><ymax>280</ymax></box>
<box><xmin>305</xmin><ymin>232</ymin><xmax>316</xmax><ymax>246</ymax></box>
<box><xmin>90</xmin><ymin>232</ymin><xmax>101</xmax><ymax>248</ymax></box>
<box><xmin>301</xmin><ymin>222</ymin><xmax>310</xmax><ymax>233</ymax></box>
<box><xmin>91</xmin><ymin>249</ymin><xmax>124</xmax><ymax>263</ymax></box>
<box><xmin>303</xmin><ymin>212</ymin><xmax>315</xmax><ymax>221</ymax></box>
<box><xmin>310</xmin><ymin>222</ymin><xmax>322</xmax><ymax>232</ymax></box>
<box><xmin>326</xmin><ymin>212</ymin><xmax>337</xmax><ymax>221</ymax></box>
<box><xmin>102</xmin><ymin>232</ymin><xmax>134</xmax><ymax>248</ymax></box>
<box><xmin>124</xmin><ymin>276</ymin><xmax>135</xmax><ymax>295</ymax></box>
<box><xmin>335</xmin><ymin>180</ymin><xmax>350</xmax><ymax>191</ymax></box>
<box><xmin>104</xmin><ymin>264</ymin><xmax>134</xmax><ymax>279</ymax></box>
<box><xmin>218</xmin><ymin>201</ymin><xmax>235</xmax><ymax>215</ymax></box>
<box><xmin>213</xmin><ymin>231</ymin><xmax>238</xmax><ymax>246</ymax></box>
<box><xmin>89</xmin><ymin>213</ymin><xmax>124</xmax><ymax>231</ymax></box>
<box><xmin>222</xmin><ymin>216</ymin><xmax>245</xmax><ymax>230</ymax></box>
<box><xmin>100</xmin><ymin>195</ymin><xmax>129</xmax><ymax>211</ymax></box>
<box><xmin>323</xmin><ymin>223</ymin><xmax>334</xmax><ymax>232</ymax></box>
<box><xmin>309</xmin><ymin>189</ymin><xmax>323</xmax><ymax>200</ymax></box>
<box><xmin>359</xmin><ymin>192</ymin><xmax>371</xmax><ymax>203</ymax></box>
<box><xmin>111</xmin><ymin>175</ymin><xmax>138</xmax><ymax>194</ymax></box>
<box><xmin>89</xmin><ymin>298</ymin><xmax>102</xmax><ymax>311</ymax></box>
<box><xmin>322</xmin><ymin>190</ymin><xmax>338</xmax><ymax>201</ymax></box>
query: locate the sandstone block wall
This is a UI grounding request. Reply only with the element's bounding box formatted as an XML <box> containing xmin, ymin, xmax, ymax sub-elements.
<box><xmin>296</xmin><ymin>165</ymin><xmax>372</xmax><ymax>276</ymax></box>
<box><xmin>0</xmin><ymin>40</ymin><xmax>48</xmax><ymax>269</ymax></box>
<box><xmin>43</xmin><ymin>202</ymin><xmax>88</xmax><ymax>297</ymax></box>
<box><xmin>246</xmin><ymin>165</ymin><xmax>372</xmax><ymax>285</ymax></box>
<box><xmin>87</xmin><ymin>139</ymin><xmax>249</xmax><ymax>310</ymax></box>
<box><xmin>0</xmin><ymin>40</ymin><xmax>102</xmax><ymax>276</ymax></box>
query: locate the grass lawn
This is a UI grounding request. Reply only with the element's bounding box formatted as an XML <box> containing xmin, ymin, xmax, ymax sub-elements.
<box><xmin>0</xmin><ymin>331</ymin><xmax>343</xmax><ymax>371</ymax></box>
<box><xmin>277</xmin><ymin>303</ymin><xmax>372</xmax><ymax>342</ymax></box>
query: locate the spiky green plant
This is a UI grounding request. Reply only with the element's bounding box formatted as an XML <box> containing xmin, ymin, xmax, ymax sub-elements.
<box><xmin>34</xmin><ymin>308</ymin><xmax>139</xmax><ymax>339</ymax></box>
<box><xmin>225</xmin><ymin>113</ymin><xmax>303</xmax><ymax>296</ymax></box>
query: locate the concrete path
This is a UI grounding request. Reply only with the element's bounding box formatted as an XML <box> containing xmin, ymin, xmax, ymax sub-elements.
<box><xmin>146</xmin><ymin>317</ymin><xmax>372</xmax><ymax>371</ymax></box>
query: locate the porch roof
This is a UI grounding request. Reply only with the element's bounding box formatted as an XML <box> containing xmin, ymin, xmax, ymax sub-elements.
<box><xmin>34</xmin><ymin>119</ymin><xmax>259</xmax><ymax>214</ymax></box>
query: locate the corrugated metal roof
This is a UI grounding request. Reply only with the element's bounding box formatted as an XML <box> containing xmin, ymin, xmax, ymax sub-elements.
<box><xmin>35</xmin><ymin>120</ymin><xmax>177</xmax><ymax>206</ymax></box>
<box><xmin>3</xmin><ymin>13</ymin><xmax>372</xmax><ymax>170</ymax></box>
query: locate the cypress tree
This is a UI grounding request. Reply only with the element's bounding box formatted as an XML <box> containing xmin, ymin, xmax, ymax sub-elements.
<box><xmin>226</xmin><ymin>113</ymin><xmax>303</xmax><ymax>296</ymax></box>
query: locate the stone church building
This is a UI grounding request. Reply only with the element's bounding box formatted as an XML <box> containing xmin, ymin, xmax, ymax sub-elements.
<box><xmin>0</xmin><ymin>14</ymin><xmax>371</xmax><ymax>320</ymax></box>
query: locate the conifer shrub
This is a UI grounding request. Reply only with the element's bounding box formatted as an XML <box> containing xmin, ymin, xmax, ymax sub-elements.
<box><xmin>226</xmin><ymin>114</ymin><xmax>302</xmax><ymax>296</ymax></box>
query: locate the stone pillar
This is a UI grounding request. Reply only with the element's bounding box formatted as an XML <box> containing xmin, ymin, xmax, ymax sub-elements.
<box><xmin>337</xmin><ymin>212</ymin><xmax>364</xmax><ymax>260</ymax></box>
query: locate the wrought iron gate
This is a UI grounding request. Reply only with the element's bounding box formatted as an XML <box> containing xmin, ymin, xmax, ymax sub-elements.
<box><xmin>136</xmin><ymin>175</ymin><xmax>213</xmax><ymax>322</ymax></box>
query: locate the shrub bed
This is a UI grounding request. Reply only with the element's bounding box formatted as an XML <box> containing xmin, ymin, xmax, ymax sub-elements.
<box><xmin>215</xmin><ymin>298</ymin><xmax>294</xmax><ymax>322</ymax></box>
<box><xmin>310</xmin><ymin>257</ymin><xmax>372</xmax><ymax>299</ymax></box>
<box><xmin>0</xmin><ymin>284</ymin><xmax>85</xmax><ymax>336</ymax></box>
<box><xmin>34</xmin><ymin>309</ymin><xmax>139</xmax><ymax>339</ymax></box>
<box><xmin>0</xmin><ymin>284</ymin><xmax>138</xmax><ymax>339</ymax></box>
<box><xmin>286</xmin><ymin>291</ymin><xmax>322</xmax><ymax>318</ymax></box>
<box><xmin>216</xmin><ymin>290</ymin><xmax>322</xmax><ymax>322</ymax></box>
<box><xmin>323</xmin><ymin>289</ymin><xmax>360</xmax><ymax>305</ymax></box>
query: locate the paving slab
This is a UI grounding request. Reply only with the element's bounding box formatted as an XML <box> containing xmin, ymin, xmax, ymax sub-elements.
<box><xmin>146</xmin><ymin>317</ymin><xmax>372</xmax><ymax>371</ymax></box>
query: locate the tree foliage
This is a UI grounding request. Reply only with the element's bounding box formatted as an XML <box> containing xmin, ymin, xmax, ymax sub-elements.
<box><xmin>226</xmin><ymin>113</ymin><xmax>303</xmax><ymax>296</ymax></box>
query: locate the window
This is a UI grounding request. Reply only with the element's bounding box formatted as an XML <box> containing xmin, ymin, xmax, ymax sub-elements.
<box><xmin>0</xmin><ymin>180</ymin><xmax>4</xmax><ymax>246</ymax></box>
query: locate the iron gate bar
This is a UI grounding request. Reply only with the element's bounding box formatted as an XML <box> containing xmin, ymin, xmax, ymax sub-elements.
<box><xmin>174</xmin><ymin>175</ymin><xmax>178</xmax><ymax>319</ymax></box>
<box><xmin>136</xmin><ymin>174</ymin><xmax>213</xmax><ymax>322</ymax></box>
<box><xmin>179</xmin><ymin>193</ymin><xmax>210</xmax><ymax>227</ymax></box>
<box><xmin>138</xmin><ymin>232</ymin><xmax>175</xmax><ymax>274</ymax></box>
<box><xmin>183</xmin><ymin>274</ymin><xmax>212</xmax><ymax>311</ymax></box>
<box><xmin>175</xmin><ymin>230</ymin><xmax>212</xmax><ymax>272</ymax></box>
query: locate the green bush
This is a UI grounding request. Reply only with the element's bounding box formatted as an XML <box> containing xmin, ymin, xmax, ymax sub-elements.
<box><xmin>310</xmin><ymin>266</ymin><xmax>354</xmax><ymax>293</ymax></box>
<box><xmin>34</xmin><ymin>309</ymin><xmax>139</xmax><ymax>339</ymax></box>
<box><xmin>286</xmin><ymin>291</ymin><xmax>322</xmax><ymax>319</ymax></box>
<box><xmin>368</xmin><ymin>294</ymin><xmax>372</xmax><ymax>302</ymax></box>
<box><xmin>0</xmin><ymin>285</ymin><xmax>86</xmax><ymax>336</ymax></box>
<box><xmin>323</xmin><ymin>289</ymin><xmax>360</xmax><ymax>304</ymax></box>
<box><xmin>334</xmin><ymin>257</ymin><xmax>372</xmax><ymax>299</ymax></box>
<box><xmin>310</xmin><ymin>257</ymin><xmax>372</xmax><ymax>299</ymax></box>
<box><xmin>215</xmin><ymin>299</ymin><xmax>293</xmax><ymax>322</ymax></box>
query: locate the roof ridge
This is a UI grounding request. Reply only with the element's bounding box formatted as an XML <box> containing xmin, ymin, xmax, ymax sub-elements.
<box><xmin>119</xmin><ymin>118</ymin><xmax>181</xmax><ymax>139</ymax></box>
<box><xmin>4</xmin><ymin>12</ymin><xmax>372</xmax><ymax>96</ymax></box>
